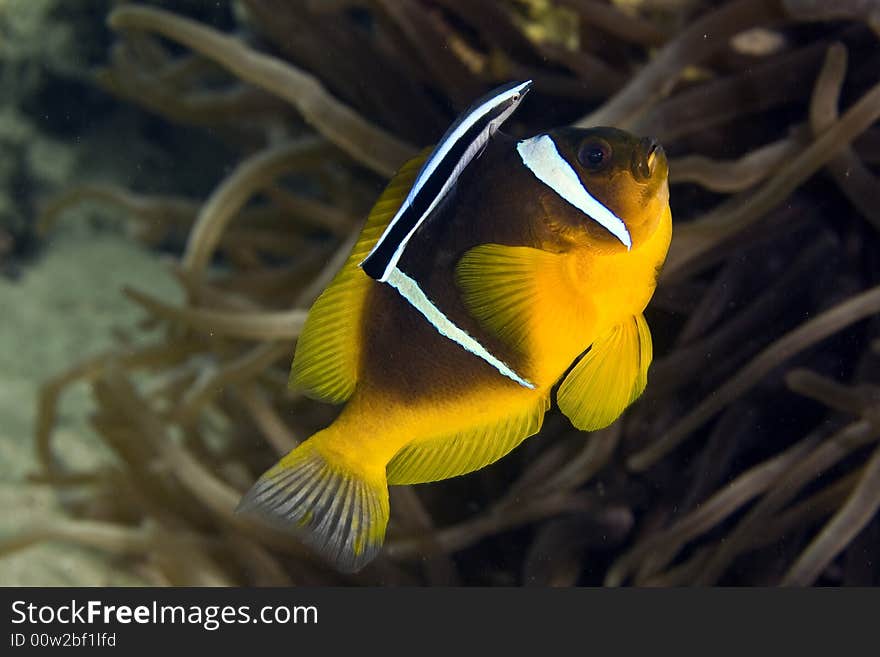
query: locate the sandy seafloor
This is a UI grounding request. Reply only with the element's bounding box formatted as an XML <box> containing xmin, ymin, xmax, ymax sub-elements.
<box><xmin>0</xmin><ymin>221</ymin><xmax>180</xmax><ymax>585</ymax></box>
<box><xmin>0</xmin><ymin>0</ymin><xmax>229</xmax><ymax>585</ymax></box>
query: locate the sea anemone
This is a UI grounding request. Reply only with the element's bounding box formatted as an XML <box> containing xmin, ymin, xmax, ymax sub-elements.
<box><xmin>6</xmin><ymin>0</ymin><xmax>880</xmax><ymax>585</ymax></box>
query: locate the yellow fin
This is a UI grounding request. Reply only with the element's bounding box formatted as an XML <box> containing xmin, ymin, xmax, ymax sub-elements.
<box><xmin>456</xmin><ymin>244</ymin><xmax>595</xmax><ymax>381</ymax></box>
<box><xmin>557</xmin><ymin>314</ymin><xmax>653</xmax><ymax>432</ymax></box>
<box><xmin>456</xmin><ymin>244</ymin><xmax>566</xmax><ymax>351</ymax></box>
<box><xmin>237</xmin><ymin>437</ymin><xmax>389</xmax><ymax>573</ymax></box>
<box><xmin>290</xmin><ymin>149</ymin><xmax>430</xmax><ymax>403</ymax></box>
<box><xmin>386</xmin><ymin>394</ymin><xmax>549</xmax><ymax>485</ymax></box>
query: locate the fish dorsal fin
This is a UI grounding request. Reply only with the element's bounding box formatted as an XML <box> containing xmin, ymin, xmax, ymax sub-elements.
<box><xmin>455</xmin><ymin>244</ymin><xmax>596</xmax><ymax>377</ymax></box>
<box><xmin>290</xmin><ymin>150</ymin><xmax>430</xmax><ymax>403</ymax></box>
<box><xmin>557</xmin><ymin>313</ymin><xmax>653</xmax><ymax>431</ymax></box>
<box><xmin>386</xmin><ymin>391</ymin><xmax>549</xmax><ymax>485</ymax></box>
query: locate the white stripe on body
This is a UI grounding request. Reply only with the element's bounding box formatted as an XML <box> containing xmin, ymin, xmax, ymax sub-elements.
<box><xmin>517</xmin><ymin>135</ymin><xmax>632</xmax><ymax>249</ymax></box>
<box><xmin>385</xmin><ymin>267</ymin><xmax>535</xmax><ymax>389</ymax></box>
<box><xmin>363</xmin><ymin>81</ymin><xmax>532</xmax><ymax>282</ymax></box>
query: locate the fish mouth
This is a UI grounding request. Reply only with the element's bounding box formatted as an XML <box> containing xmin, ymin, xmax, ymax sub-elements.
<box><xmin>632</xmin><ymin>137</ymin><xmax>664</xmax><ymax>181</ymax></box>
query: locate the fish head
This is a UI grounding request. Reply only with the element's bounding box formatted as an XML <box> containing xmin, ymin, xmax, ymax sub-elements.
<box><xmin>517</xmin><ymin>126</ymin><xmax>669</xmax><ymax>252</ymax></box>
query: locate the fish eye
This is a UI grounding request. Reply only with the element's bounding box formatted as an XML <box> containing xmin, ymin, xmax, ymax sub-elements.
<box><xmin>578</xmin><ymin>139</ymin><xmax>612</xmax><ymax>170</ymax></box>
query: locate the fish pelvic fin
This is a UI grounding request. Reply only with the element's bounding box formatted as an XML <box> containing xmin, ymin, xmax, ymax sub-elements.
<box><xmin>237</xmin><ymin>436</ymin><xmax>389</xmax><ymax>573</ymax></box>
<box><xmin>290</xmin><ymin>148</ymin><xmax>432</xmax><ymax>403</ymax></box>
<box><xmin>557</xmin><ymin>313</ymin><xmax>652</xmax><ymax>431</ymax></box>
<box><xmin>387</xmin><ymin>392</ymin><xmax>549</xmax><ymax>485</ymax></box>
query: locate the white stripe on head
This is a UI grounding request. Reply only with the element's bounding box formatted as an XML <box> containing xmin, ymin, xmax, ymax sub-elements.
<box><xmin>516</xmin><ymin>135</ymin><xmax>632</xmax><ymax>249</ymax></box>
<box><xmin>385</xmin><ymin>267</ymin><xmax>534</xmax><ymax>389</ymax></box>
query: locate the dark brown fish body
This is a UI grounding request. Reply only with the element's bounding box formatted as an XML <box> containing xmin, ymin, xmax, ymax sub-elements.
<box><xmin>362</xmin><ymin>133</ymin><xmax>541</xmax><ymax>401</ymax></box>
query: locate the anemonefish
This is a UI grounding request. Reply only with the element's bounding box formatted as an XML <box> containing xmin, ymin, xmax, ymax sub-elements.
<box><xmin>238</xmin><ymin>80</ymin><xmax>672</xmax><ymax>572</ymax></box>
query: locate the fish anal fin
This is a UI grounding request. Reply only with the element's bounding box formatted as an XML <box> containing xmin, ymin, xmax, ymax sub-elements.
<box><xmin>290</xmin><ymin>150</ymin><xmax>431</xmax><ymax>403</ymax></box>
<box><xmin>557</xmin><ymin>314</ymin><xmax>653</xmax><ymax>432</ymax></box>
<box><xmin>386</xmin><ymin>393</ymin><xmax>549</xmax><ymax>485</ymax></box>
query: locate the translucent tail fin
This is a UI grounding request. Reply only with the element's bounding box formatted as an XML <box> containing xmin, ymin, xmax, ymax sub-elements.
<box><xmin>237</xmin><ymin>439</ymin><xmax>389</xmax><ymax>573</ymax></box>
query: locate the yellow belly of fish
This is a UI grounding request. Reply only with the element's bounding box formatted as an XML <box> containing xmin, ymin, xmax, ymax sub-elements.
<box><xmin>312</xmin><ymin>380</ymin><xmax>547</xmax><ymax>485</ymax></box>
<box><xmin>522</xmin><ymin>238</ymin><xmax>667</xmax><ymax>386</ymax></box>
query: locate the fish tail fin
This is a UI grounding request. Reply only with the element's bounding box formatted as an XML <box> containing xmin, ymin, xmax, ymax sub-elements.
<box><xmin>237</xmin><ymin>432</ymin><xmax>389</xmax><ymax>573</ymax></box>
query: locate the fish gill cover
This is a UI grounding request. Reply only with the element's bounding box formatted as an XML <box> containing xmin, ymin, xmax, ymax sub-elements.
<box><xmin>3</xmin><ymin>0</ymin><xmax>880</xmax><ymax>586</ymax></box>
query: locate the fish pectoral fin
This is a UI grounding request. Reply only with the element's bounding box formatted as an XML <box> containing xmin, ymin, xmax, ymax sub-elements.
<box><xmin>291</xmin><ymin>149</ymin><xmax>431</xmax><ymax>403</ymax></box>
<box><xmin>557</xmin><ymin>314</ymin><xmax>653</xmax><ymax>432</ymax></box>
<box><xmin>456</xmin><ymin>244</ymin><xmax>582</xmax><ymax>352</ymax></box>
<box><xmin>386</xmin><ymin>394</ymin><xmax>549</xmax><ymax>485</ymax></box>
